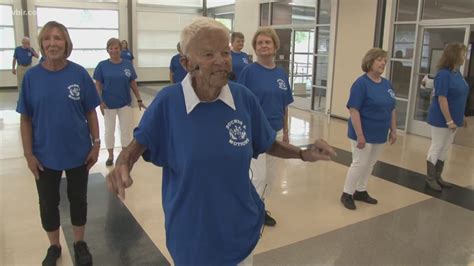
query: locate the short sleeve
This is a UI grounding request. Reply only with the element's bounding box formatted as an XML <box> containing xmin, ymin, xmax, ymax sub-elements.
<box><xmin>169</xmin><ymin>56</ymin><xmax>175</xmax><ymax>71</ymax></box>
<box><xmin>130</xmin><ymin>63</ymin><xmax>138</xmax><ymax>80</ymax></box>
<box><xmin>82</xmin><ymin>68</ymin><xmax>101</xmax><ymax>112</ymax></box>
<box><xmin>16</xmin><ymin>71</ymin><xmax>32</xmax><ymax>116</ymax></box>
<box><xmin>248</xmin><ymin>92</ymin><xmax>276</xmax><ymax>158</ymax></box>
<box><xmin>134</xmin><ymin>93</ymin><xmax>168</xmax><ymax>166</ymax></box>
<box><xmin>92</xmin><ymin>62</ymin><xmax>104</xmax><ymax>83</ymax></box>
<box><xmin>13</xmin><ymin>48</ymin><xmax>17</xmax><ymax>59</ymax></box>
<box><xmin>284</xmin><ymin>75</ymin><xmax>294</xmax><ymax>106</ymax></box>
<box><xmin>434</xmin><ymin>70</ymin><xmax>450</xmax><ymax>97</ymax></box>
<box><xmin>346</xmin><ymin>78</ymin><xmax>366</xmax><ymax>110</ymax></box>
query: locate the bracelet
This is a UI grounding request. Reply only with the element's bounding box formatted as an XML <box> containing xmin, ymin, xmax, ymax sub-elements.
<box><xmin>137</xmin><ymin>99</ymin><xmax>143</xmax><ymax>103</ymax></box>
<box><xmin>299</xmin><ymin>149</ymin><xmax>305</xmax><ymax>161</ymax></box>
<box><xmin>446</xmin><ymin>120</ymin><xmax>454</xmax><ymax>125</ymax></box>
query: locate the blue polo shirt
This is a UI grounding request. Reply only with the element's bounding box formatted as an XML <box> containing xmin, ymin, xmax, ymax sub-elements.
<box><xmin>169</xmin><ymin>54</ymin><xmax>187</xmax><ymax>83</ymax></box>
<box><xmin>347</xmin><ymin>74</ymin><xmax>396</xmax><ymax>144</ymax></box>
<box><xmin>16</xmin><ymin>61</ymin><xmax>100</xmax><ymax>171</ymax></box>
<box><xmin>120</xmin><ymin>49</ymin><xmax>134</xmax><ymax>61</ymax></box>
<box><xmin>93</xmin><ymin>59</ymin><xmax>137</xmax><ymax>109</ymax></box>
<box><xmin>134</xmin><ymin>76</ymin><xmax>276</xmax><ymax>265</ymax></box>
<box><xmin>14</xmin><ymin>46</ymin><xmax>35</xmax><ymax>65</ymax></box>
<box><xmin>428</xmin><ymin>68</ymin><xmax>469</xmax><ymax>127</ymax></box>
<box><xmin>231</xmin><ymin>51</ymin><xmax>250</xmax><ymax>80</ymax></box>
<box><xmin>238</xmin><ymin>62</ymin><xmax>294</xmax><ymax>131</ymax></box>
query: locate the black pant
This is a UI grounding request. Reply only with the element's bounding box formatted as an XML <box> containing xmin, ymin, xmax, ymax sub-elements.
<box><xmin>35</xmin><ymin>165</ymin><xmax>89</xmax><ymax>232</ymax></box>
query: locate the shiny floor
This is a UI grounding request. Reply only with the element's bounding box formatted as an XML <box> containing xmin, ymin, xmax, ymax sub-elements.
<box><xmin>1</xmin><ymin>86</ymin><xmax>473</xmax><ymax>265</ymax></box>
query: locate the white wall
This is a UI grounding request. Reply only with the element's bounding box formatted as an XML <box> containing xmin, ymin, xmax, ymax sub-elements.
<box><xmin>234</xmin><ymin>0</ymin><xmax>260</xmax><ymax>58</ymax></box>
<box><xmin>330</xmin><ymin>0</ymin><xmax>378</xmax><ymax>118</ymax></box>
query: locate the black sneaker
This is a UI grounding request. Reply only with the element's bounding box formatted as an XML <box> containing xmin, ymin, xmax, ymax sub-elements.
<box><xmin>74</xmin><ymin>241</ymin><xmax>92</xmax><ymax>266</ymax></box>
<box><xmin>341</xmin><ymin>192</ymin><xmax>356</xmax><ymax>210</ymax></box>
<box><xmin>42</xmin><ymin>245</ymin><xmax>61</xmax><ymax>266</ymax></box>
<box><xmin>264</xmin><ymin>210</ymin><xmax>276</xmax><ymax>226</ymax></box>
<box><xmin>353</xmin><ymin>191</ymin><xmax>378</xmax><ymax>204</ymax></box>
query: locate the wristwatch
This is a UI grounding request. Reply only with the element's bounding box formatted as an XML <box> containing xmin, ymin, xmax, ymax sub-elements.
<box><xmin>92</xmin><ymin>138</ymin><xmax>101</xmax><ymax>145</ymax></box>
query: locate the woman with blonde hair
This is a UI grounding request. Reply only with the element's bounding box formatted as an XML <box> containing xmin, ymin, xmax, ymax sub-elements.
<box><xmin>426</xmin><ymin>43</ymin><xmax>469</xmax><ymax>191</ymax></box>
<box><xmin>238</xmin><ymin>27</ymin><xmax>294</xmax><ymax>226</ymax></box>
<box><xmin>340</xmin><ymin>48</ymin><xmax>397</xmax><ymax>210</ymax></box>
<box><xmin>17</xmin><ymin>21</ymin><xmax>99</xmax><ymax>265</ymax></box>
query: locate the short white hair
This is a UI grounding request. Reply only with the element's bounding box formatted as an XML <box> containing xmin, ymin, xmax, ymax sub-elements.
<box><xmin>180</xmin><ymin>17</ymin><xmax>229</xmax><ymax>56</ymax></box>
<box><xmin>22</xmin><ymin>36</ymin><xmax>30</xmax><ymax>42</ymax></box>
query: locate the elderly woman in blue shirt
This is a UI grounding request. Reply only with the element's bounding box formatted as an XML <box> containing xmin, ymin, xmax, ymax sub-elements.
<box><xmin>340</xmin><ymin>48</ymin><xmax>397</xmax><ymax>210</ymax></box>
<box><xmin>426</xmin><ymin>43</ymin><xmax>469</xmax><ymax>191</ymax></box>
<box><xmin>106</xmin><ymin>17</ymin><xmax>336</xmax><ymax>266</ymax></box>
<box><xmin>17</xmin><ymin>21</ymin><xmax>99</xmax><ymax>266</ymax></box>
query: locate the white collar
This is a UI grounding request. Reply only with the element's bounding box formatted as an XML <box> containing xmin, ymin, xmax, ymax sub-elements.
<box><xmin>181</xmin><ymin>74</ymin><xmax>236</xmax><ymax>114</ymax></box>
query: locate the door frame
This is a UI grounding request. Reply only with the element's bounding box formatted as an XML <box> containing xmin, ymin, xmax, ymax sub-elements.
<box><xmin>407</xmin><ymin>24</ymin><xmax>470</xmax><ymax>137</ymax></box>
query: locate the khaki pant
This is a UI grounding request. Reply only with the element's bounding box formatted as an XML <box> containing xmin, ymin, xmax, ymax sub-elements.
<box><xmin>16</xmin><ymin>65</ymin><xmax>31</xmax><ymax>92</ymax></box>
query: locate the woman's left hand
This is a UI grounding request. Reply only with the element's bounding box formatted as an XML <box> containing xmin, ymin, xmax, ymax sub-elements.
<box><xmin>85</xmin><ymin>144</ymin><xmax>100</xmax><ymax>170</ymax></box>
<box><xmin>138</xmin><ymin>101</ymin><xmax>147</xmax><ymax>111</ymax></box>
<box><xmin>389</xmin><ymin>130</ymin><xmax>397</xmax><ymax>145</ymax></box>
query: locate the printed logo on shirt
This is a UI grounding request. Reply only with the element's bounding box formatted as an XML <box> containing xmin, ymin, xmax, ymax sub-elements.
<box><xmin>67</xmin><ymin>84</ymin><xmax>81</xmax><ymax>100</ymax></box>
<box><xmin>387</xmin><ymin>88</ymin><xmax>396</xmax><ymax>99</ymax></box>
<box><xmin>127</xmin><ymin>52</ymin><xmax>131</xmax><ymax>56</ymax></box>
<box><xmin>277</xmin><ymin>79</ymin><xmax>288</xmax><ymax>90</ymax></box>
<box><xmin>242</xmin><ymin>58</ymin><xmax>249</xmax><ymax>64</ymax></box>
<box><xmin>28</xmin><ymin>52</ymin><xmax>32</xmax><ymax>56</ymax></box>
<box><xmin>226</xmin><ymin>119</ymin><xmax>250</xmax><ymax>147</ymax></box>
<box><xmin>124</xmin><ymin>69</ymin><xmax>131</xmax><ymax>77</ymax></box>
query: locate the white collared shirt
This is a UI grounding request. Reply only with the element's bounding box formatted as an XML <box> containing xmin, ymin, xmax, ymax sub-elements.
<box><xmin>181</xmin><ymin>74</ymin><xmax>236</xmax><ymax>114</ymax></box>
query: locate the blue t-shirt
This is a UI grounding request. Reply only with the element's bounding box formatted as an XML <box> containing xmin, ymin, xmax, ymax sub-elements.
<box><xmin>16</xmin><ymin>61</ymin><xmax>100</xmax><ymax>171</ymax></box>
<box><xmin>14</xmin><ymin>46</ymin><xmax>35</xmax><ymax>65</ymax></box>
<box><xmin>169</xmin><ymin>54</ymin><xmax>187</xmax><ymax>83</ymax></box>
<box><xmin>134</xmin><ymin>81</ymin><xmax>276</xmax><ymax>265</ymax></box>
<box><xmin>347</xmin><ymin>74</ymin><xmax>396</xmax><ymax>144</ymax></box>
<box><xmin>231</xmin><ymin>51</ymin><xmax>250</xmax><ymax>80</ymax></box>
<box><xmin>93</xmin><ymin>59</ymin><xmax>137</xmax><ymax>109</ymax></box>
<box><xmin>120</xmin><ymin>49</ymin><xmax>134</xmax><ymax>61</ymax></box>
<box><xmin>238</xmin><ymin>62</ymin><xmax>294</xmax><ymax>131</ymax></box>
<box><xmin>427</xmin><ymin>68</ymin><xmax>469</xmax><ymax>127</ymax></box>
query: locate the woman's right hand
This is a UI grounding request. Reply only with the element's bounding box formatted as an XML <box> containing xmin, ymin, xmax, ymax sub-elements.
<box><xmin>448</xmin><ymin>122</ymin><xmax>457</xmax><ymax>130</ymax></box>
<box><xmin>25</xmin><ymin>155</ymin><xmax>44</xmax><ymax>180</ymax></box>
<box><xmin>100</xmin><ymin>102</ymin><xmax>107</xmax><ymax>115</ymax></box>
<box><xmin>357</xmin><ymin>135</ymin><xmax>366</xmax><ymax>149</ymax></box>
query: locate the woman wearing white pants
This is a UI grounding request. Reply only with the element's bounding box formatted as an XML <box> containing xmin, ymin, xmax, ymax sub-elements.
<box><xmin>341</xmin><ymin>48</ymin><xmax>397</xmax><ymax>210</ymax></box>
<box><xmin>94</xmin><ymin>38</ymin><xmax>146</xmax><ymax>166</ymax></box>
<box><xmin>426</xmin><ymin>43</ymin><xmax>469</xmax><ymax>191</ymax></box>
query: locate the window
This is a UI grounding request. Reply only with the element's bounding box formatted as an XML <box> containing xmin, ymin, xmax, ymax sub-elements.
<box><xmin>136</xmin><ymin>11</ymin><xmax>197</xmax><ymax>67</ymax></box>
<box><xmin>36</xmin><ymin>7</ymin><xmax>119</xmax><ymax>68</ymax></box>
<box><xmin>422</xmin><ymin>0</ymin><xmax>474</xmax><ymax>20</ymax></box>
<box><xmin>0</xmin><ymin>4</ymin><xmax>15</xmax><ymax>70</ymax></box>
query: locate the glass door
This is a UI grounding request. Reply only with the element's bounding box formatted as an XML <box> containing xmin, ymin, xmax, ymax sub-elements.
<box><xmin>291</xmin><ymin>29</ymin><xmax>314</xmax><ymax>110</ymax></box>
<box><xmin>407</xmin><ymin>26</ymin><xmax>469</xmax><ymax>137</ymax></box>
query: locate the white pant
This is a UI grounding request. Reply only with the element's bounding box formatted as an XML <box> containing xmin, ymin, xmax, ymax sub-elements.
<box><xmin>250</xmin><ymin>131</ymin><xmax>282</xmax><ymax>199</ymax></box>
<box><xmin>343</xmin><ymin>140</ymin><xmax>384</xmax><ymax>194</ymax></box>
<box><xmin>427</xmin><ymin>126</ymin><xmax>457</xmax><ymax>164</ymax></box>
<box><xmin>103</xmin><ymin>105</ymin><xmax>133</xmax><ymax>149</ymax></box>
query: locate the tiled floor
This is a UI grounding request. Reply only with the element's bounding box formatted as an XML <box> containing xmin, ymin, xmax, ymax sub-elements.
<box><xmin>1</xmin><ymin>86</ymin><xmax>473</xmax><ymax>265</ymax></box>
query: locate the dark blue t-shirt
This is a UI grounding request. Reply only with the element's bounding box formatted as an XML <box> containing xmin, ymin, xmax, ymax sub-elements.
<box><xmin>231</xmin><ymin>51</ymin><xmax>250</xmax><ymax>80</ymax></box>
<box><xmin>93</xmin><ymin>59</ymin><xmax>137</xmax><ymax>109</ymax></box>
<box><xmin>346</xmin><ymin>74</ymin><xmax>396</xmax><ymax>144</ymax></box>
<box><xmin>16</xmin><ymin>61</ymin><xmax>100</xmax><ymax>170</ymax></box>
<box><xmin>427</xmin><ymin>68</ymin><xmax>469</xmax><ymax>127</ymax></box>
<box><xmin>238</xmin><ymin>62</ymin><xmax>294</xmax><ymax>131</ymax></box>
<box><xmin>14</xmin><ymin>46</ymin><xmax>35</xmax><ymax>65</ymax></box>
<box><xmin>134</xmin><ymin>81</ymin><xmax>276</xmax><ymax>265</ymax></box>
<box><xmin>169</xmin><ymin>54</ymin><xmax>187</xmax><ymax>83</ymax></box>
<box><xmin>120</xmin><ymin>49</ymin><xmax>134</xmax><ymax>61</ymax></box>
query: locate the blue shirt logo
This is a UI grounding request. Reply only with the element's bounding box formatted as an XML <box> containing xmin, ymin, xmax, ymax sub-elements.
<box><xmin>277</xmin><ymin>79</ymin><xmax>288</xmax><ymax>90</ymax></box>
<box><xmin>387</xmin><ymin>88</ymin><xmax>396</xmax><ymax>99</ymax></box>
<box><xmin>67</xmin><ymin>84</ymin><xmax>81</xmax><ymax>100</ymax></box>
<box><xmin>124</xmin><ymin>68</ymin><xmax>131</xmax><ymax>77</ymax></box>
<box><xmin>242</xmin><ymin>58</ymin><xmax>249</xmax><ymax>64</ymax></box>
<box><xmin>226</xmin><ymin>119</ymin><xmax>249</xmax><ymax>147</ymax></box>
